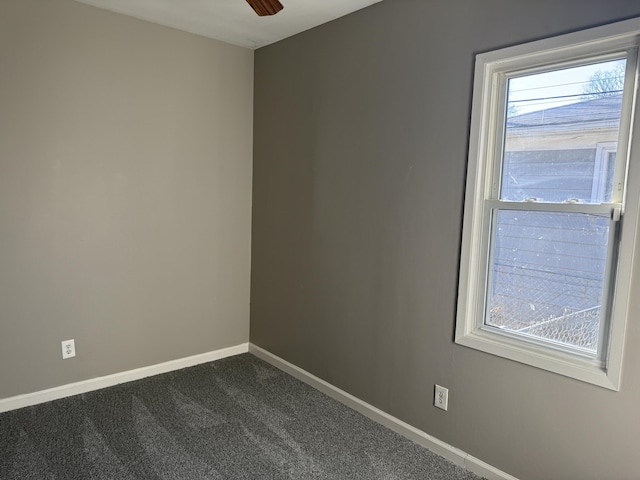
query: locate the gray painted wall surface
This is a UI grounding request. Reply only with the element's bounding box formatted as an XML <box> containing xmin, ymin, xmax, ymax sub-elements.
<box><xmin>251</xmin><ymin>1</ymin><xmax>640</xmax><ymax>479</ymax></box>
<box><xmin>0</xmin><ymin>0</ymin><xmax>253</xmax><ymax>398</ymax></box>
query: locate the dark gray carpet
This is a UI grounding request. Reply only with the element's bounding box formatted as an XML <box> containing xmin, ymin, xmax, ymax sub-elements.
<box><xmin>0</xmin><ymin>354</ymin><xmax>482</xmax><ymax>479</ymax></box>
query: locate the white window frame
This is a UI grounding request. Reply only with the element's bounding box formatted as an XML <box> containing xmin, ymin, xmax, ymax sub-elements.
<box><xmin>591</xmin><ymin>142</ymin><xmax>618</xmax><ymax>203</ymax></box>
<box><xmin>456</xmin><ymin>18</ymin><xmax>640</xmax><ymax>390</ymax></box>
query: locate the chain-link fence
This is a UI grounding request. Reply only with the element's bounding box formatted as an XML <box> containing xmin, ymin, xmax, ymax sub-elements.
<box><xmin>488</xmin><ymin>264</ymin><xmax>602</xmax><ymax>352</ymax></box>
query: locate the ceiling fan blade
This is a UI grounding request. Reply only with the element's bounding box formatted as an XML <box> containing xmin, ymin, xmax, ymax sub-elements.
<box><xmin>246</xmin><ymin>0</ymin><xmax>284</xmax><ymax>16</ymax></box>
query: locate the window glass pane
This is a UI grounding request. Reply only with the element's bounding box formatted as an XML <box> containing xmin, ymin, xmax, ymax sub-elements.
<box><xmin>487</xmin><ymin>210</ymin><xmax>610</xmax><ymax>353</ymax></box>
<box><xmin>502</xmin><ymin>59</ymin><xmax>626</xmax><ymax>203</ymax></box>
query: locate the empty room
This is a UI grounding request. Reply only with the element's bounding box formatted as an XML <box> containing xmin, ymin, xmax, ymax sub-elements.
<box><xmin>2</xmin><ymin>1</ymin><xmax>640</xmax><ymax>479</ymax></box>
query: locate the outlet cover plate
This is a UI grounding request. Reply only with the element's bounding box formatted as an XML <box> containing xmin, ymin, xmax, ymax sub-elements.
<box><xmin>434</xmin><ymin>384</ymin><xmax>448</xmax><ymax>411</ymax></box>
<box><xmin>62</xmin><ymin>339</ymin><xmax>76</xmax><ymax>359</ymax></box>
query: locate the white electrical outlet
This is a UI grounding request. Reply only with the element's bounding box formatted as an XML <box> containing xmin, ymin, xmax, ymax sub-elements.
<box><xmin>434</xmin><ymin>384</ymin><xmax>448</xmax><ymax>411</ymax></box>
<box><xmin>61</xmin><ymin>339</ymin><xmax>76</xmax><ymax>359</ymax></box>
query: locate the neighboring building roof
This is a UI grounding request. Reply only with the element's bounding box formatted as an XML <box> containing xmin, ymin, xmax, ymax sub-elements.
<box><xmin>505</xmin><ymin>94</ymin><xmax>623</xmax><ymax>151</ymax></box>
<box><xmin>507</xmin><ymin>94</ymin><xmax>622</xmax><ymax>128</ymax></box>
<box><xmin>507</xmin><ymin>93</ymin><xmax>622</xmax><ymax>130</ymax></box>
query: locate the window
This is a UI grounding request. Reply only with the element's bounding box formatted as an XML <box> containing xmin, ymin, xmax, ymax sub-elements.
<box><xmin>456</xmin><ymin>19</ymin><xmax>640</xmax><ymax>390</ymax></box>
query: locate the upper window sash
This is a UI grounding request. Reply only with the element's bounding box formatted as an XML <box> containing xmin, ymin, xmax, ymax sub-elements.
<box><xmin>485</xmin><ymin>50</ymin><xmax>637</xmax><ymax>209</ymax></box>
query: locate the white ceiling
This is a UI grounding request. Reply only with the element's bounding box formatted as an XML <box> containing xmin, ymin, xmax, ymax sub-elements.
<box><xmin>74</xmin><ymin>0</ymin><xmax>383</xmax><ymax>49</ymax></box>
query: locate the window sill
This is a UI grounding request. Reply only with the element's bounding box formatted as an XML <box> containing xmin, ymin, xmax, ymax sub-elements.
<box><xmin>455</xmin><ymin>327</ymin><xmax>619</xmax><ymax>390</ymax></box>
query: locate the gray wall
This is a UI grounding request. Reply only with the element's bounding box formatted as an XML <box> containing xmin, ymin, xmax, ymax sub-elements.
<box><xmin>250</xmin><ymin>1</ymin><xmax>640</xmax><ymax>479</ymax></box>
<box><xmin>0</xmin><ymin>0</ymin><xmax>253</xmax><ymax>399</ymax></box>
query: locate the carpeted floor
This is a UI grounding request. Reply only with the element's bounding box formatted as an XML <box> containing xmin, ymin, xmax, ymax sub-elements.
<box><xmin>0</xmin><ymin>354</ymin><xmax>483</xmax><ymax>479</ymax></box>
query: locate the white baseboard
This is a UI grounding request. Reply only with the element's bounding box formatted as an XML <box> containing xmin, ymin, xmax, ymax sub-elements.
<box><xmin>0</xmin><ymin>343</ymin><xmax>249</xmax><ymax>414</ymax></box>
<box><xmin>249</xmin><ymin>343</ymin><xmax>518</xmax><ymax>480</ymax></box>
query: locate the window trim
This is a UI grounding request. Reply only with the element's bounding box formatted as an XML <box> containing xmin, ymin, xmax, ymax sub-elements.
<box><xmin>456</xmin><ymin>18</ymin><xmax>640</xmax><ymax>390</ymax></box>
